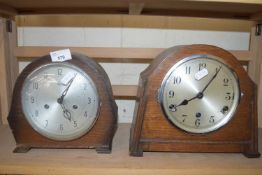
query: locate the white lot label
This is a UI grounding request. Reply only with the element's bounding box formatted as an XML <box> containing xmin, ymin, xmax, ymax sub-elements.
<box><xmin>50</xmin><ymin>49</ymin><xmax>72</xmax><ymax>62</ymax></box>
<box><xmin>195</xmin><ymin>68</ymin><xmax>208</xmax><ymax>80</ymax></box>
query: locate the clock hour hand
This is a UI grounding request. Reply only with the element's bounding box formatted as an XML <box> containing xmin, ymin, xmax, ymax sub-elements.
<box><xmin>176</xmin><ymin>92</ymin><xmax>203</xmax><ymax>107</ymax></box>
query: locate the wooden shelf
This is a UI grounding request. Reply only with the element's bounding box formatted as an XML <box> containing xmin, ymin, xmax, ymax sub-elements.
<box><xmin>112</xmin><ymin>85</ymin><xmax>138</xmax><ymax>99</ymax></box>
<box><xmin>0</xmin><ymin>1</ymin><xmax>262</xmax><ymax>174</ymax></box>
<box><xmin>0</xmin><ymin>124</ymin><xmax>262</xmax><ymax>175</ymax></box>
<box><xmin>0</xmin><ymin>0</ymin><xmax>262</xmax><ymax>20</ymax></box>
<box><xmin>15</xmin><ymin>47</ymin><xmax>251</xmax><ymax>62</ymax></box>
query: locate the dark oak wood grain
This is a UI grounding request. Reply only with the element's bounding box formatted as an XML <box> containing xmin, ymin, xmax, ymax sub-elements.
<box><xmin>8</xmin><ymin>53</ymin><xmax>118</xmax><ymax>153</ymax></box>
<box><xmin>130</xmin><ymin>44</ymin><xmax>260</xmax><ymax>158</ymax></box>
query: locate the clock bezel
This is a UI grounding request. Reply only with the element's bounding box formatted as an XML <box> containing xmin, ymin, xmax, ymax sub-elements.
<box><xmin>159</xmin><ymin>54</ymin><xmax>241</xmax><ymax>134</ymax></box>
<box><xmin>21</xmin><ymin>62</ymin><xmax>100</xmax><ymax>141</ymax></box>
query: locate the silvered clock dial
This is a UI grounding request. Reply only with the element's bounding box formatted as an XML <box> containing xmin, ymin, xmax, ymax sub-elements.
<box><xmin>21</xmin><ymin>62</ymin><xmax>99</xmax><ymax>140</ymax></box>
<box><xmin>160</xmin><ymin>55</ymin><xmax>240</xmax><ymax>133</ymax></box>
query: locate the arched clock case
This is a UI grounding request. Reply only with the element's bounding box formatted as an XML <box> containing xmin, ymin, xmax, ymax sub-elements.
<box><xmin>129</xmin><ymin>44</ymin><xmax>260</xmax><ymax>158</ymax></box>
<box><xmin>8</xmin><ymin>53</ymin><xmax>118</xmax><ymax>153</ymax></box>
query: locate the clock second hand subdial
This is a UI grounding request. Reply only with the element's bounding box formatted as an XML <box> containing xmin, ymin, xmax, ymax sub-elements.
<box><xmin>174</xmin><ymin>66</ymin><xmax>222</xmax><ymax>109</ymax></box>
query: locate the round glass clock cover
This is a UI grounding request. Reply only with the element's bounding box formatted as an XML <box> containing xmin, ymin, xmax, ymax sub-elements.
<box><xmin>160</xmin><ymin>55</ymin><xmax>240</xmax><ymax>133</ymax></box>
<box><xmin>21</xmin><ymin>63</ymin><xmax>99</xmax><ymax>141</ymax></box>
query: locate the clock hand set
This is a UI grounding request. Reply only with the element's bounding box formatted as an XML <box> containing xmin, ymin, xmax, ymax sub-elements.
<box><xmin>176</xmin><ymin>92</ymin><xmax>203</xmax><ymax>107</ymax></box>
<box><xmin>57</xmin><ymin>73</ymin><xmax>77</xmax><ymax>104</ymax></box>
<box><xmin>175</xmin><ymin>66</ymin><xmax>222</xmax><ymax>108</ymax></box>
<box><xmin>57</xmin><ymin>73</ymin><xmax>77</xmax><ymax>121</ymax></box>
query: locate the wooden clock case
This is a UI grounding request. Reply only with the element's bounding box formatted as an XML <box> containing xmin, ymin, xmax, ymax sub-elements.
<box><xmin>8</xmin><ymin>53</ymin><xmax>118</xmax><ymax>153</ymax></box>
<box><xmin>130</xmin><ymin>44</ymin><xmax>260</xmax><ymax>158</ymax></box>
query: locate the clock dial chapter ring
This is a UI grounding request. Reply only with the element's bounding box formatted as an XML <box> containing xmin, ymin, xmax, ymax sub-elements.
<box><xmin>159</xmin><ymin>55</ymin><xmax>240</xmax><ymax>134</ymax></box>
<box><xmin>21</xmin><ymin>63</ymin><xmax>100</xmax><ymax>141</ymax></box>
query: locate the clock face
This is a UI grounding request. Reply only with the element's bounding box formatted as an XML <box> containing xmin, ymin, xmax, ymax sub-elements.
<box><xmin>160</xmin><ymin>55</ymin><xmax>240</xmax><ymax>133</ymax></box>
<box><xmin>21</xmin><ymin>63</ymin><xmax>100</xmax><ymax>141</ymax></box>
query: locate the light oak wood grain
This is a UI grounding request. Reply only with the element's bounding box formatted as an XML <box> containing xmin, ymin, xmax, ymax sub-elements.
<box><xmin>16</xmin><ymin>15</ymin><xmax>253</xmax><ymax>32</ymax></box>
<box><xmin>112</xmin><ymin>85</ymin><xmax>138</xmax><ymax>99</ymax></box>
<box><xmin>14</xmin><ymin>47</ymin><xmax>251</xmax><ymax>62</ymax></box>
<box><xmin>0</xmin><ymin>18</ymin><xmax>18</xmax><ymax>124</ymax></box>
<box><xmin>249</xmin><ymin>27</ymin><xmax>262</xmax><ymax>127</ymax></box>
<box><xmin>0</xmin><ymin>124</ymin><xmax>261</xmax><ymax>175</ymax></box>
<box><xmin>129</xmin><ymin>3</ymin><xmax>144</xmax><ymax>15</ymax></box>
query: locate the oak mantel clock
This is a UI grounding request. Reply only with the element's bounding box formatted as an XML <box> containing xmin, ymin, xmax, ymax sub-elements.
<box><xmin>130</xmin><ymin>44</ymin><xmax>260</xmax><ymax>158</ymax></box>
<box><xmin>8</xmin><ymin>53</ymin><xmax>117</xmax><ymax>153</ymax></box>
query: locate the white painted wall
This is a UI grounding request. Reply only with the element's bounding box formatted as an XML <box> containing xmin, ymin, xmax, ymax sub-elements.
<box><xmin>18</xmin><ymin>27</ymin><xmax>250</xmax><ymax>123</ymax></box>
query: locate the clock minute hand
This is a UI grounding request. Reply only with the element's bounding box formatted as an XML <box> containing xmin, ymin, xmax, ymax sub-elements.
<box><xmin>200</xmin><ymin>66</ymin><xmax>222</xmax><ymax>94</ymax></box>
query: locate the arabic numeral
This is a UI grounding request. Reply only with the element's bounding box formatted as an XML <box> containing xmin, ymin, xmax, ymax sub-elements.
<box><xmin>209</xmin><ymin>116</ymin><xmax>215</xmax><ymax>123</ymax></box>
<box><xmin>44</xmin><ymin>120</ymin><xmax>48</xmax><ymax>128</ymax></box>
<box><xmin>199</xmin><ymin>63</ymin><xmax>206</xmax><ymax>70</ymax></box>
<box><xmin>186</xmin><ymin>66</ymin><xmax>191</xmax><ymax>74</ymax></box>
<box><xmin>59</xmin><ymin>124</ymin><xmax>63</xmax><ymax>131</ymax></box>
<box><xmin>57</xmin><ymin>68</ymin><xmax>62</xmax><ymax>76</ymax></box>
<box><xmin>174</xmin><ymin>76</ymin><xmax>181</xmax><ymax>84</ymax></box>
<box><xmin>58</xmin><ymin>55</ymin><xmax>65</xmax><ymax>61</ymax></box>
<box><xmin>223</xmin><ymin>78</ymin><xmax>229</xmax><ymax>86</ymax></box>
<box><xmin>43</xmin><ymin>73</ymin><xmax>48</xmax><ymax>79</ymax></box>
<box><xmin>169</xmin><ymin>90</ymin><xmax>175</xmax><ymax>98</ymax></box>
<box><xmin>88</xmin><ymin>97</ymin><xmax>91</xmax><ymax>104</ymax></box>
<box><xmin>195</xmin><ymin>119</ymin><xmax>200</xmax><ymax>127</ymax></box>
<box><xmin>225</xmin><ymin>92</ymin><xmax>232</xmax><ymax>100</ymax></box>
<box><xmin>73</xmin><ymin>121</ymin><xmax>77</xmax><ymax>128</ymax></box>
<box><xmin>182</xmin><ymin>114</ymin><xmax>187</xmax><ymax>122</ymax></box>
<box><xmin>30</xmin><ymin>96</ymin><xmax>35</xmax><ymax>103</ymax></box>
<box><xmin>33</xmin><ymin>82</ymin><xmax>38</xmax><ymax>90</ymax></box>
<box><xmin>84</xmin><ymin>111</ymin><xmax>88</xmax><ymax>118</ymax></box>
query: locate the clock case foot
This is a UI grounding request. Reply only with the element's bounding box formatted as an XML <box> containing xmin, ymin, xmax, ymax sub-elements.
<box><xmin>13</xmin><ymin>143</ymin><xmax>114</xmax><ymax>154</ymax></box>
<box><xmin>130</xmin><ymin>141</ymin><xmax>261</xmax><ymax>158</ymax></box>
<box><xmin>13</xmin><ymin>145</ymin><xmax>31</xmax><ymax>153</ymax></box>
<box><xmin>129</xmin><ymin>144</ymin><xmax>143</xmax><ymax>157</ymax></box>
<box><xmin>8</xmin><ymin>53</ymin><xmax>118</xmax><ymax>153</ymax></box>
<box><xmin>129</xmin><ymin>45</ymin><xmax>260</xmax><ymax>158</ymax></box>
<box><xmin>243</xmin><ymin>151</ymin><xmax>261</xmax><ymax>158</ymax></box>
<box><xmin>96</xmin><ymin>144</ymin><xmax>112</xmax><ymax>154</ymax></box>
